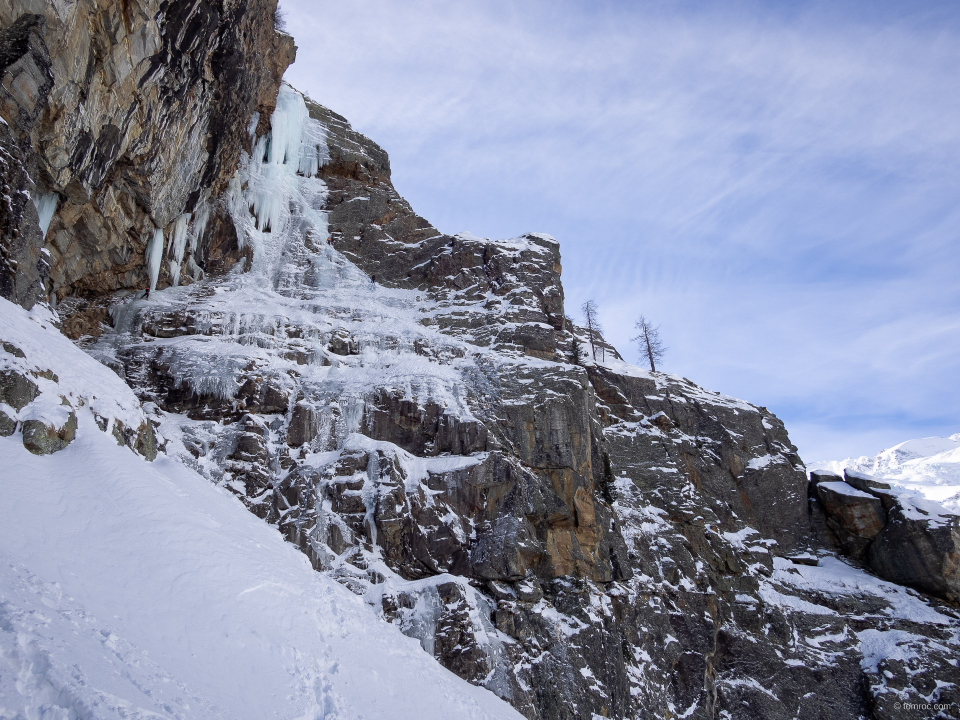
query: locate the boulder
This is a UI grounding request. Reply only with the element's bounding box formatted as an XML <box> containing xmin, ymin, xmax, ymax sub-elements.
<box><xmin>844</xmin><ymin>468</ymin><xmax>900</xmax><ymax>509</ymax></box>
<box><xmin>843</xmin><ymin>469</ymin><xmax>892</xmax><ymax>493</ymax></box>
<box><xmin>869</xmin><ymin>495</ymin><xmax>960</xmax><ymax>603</ymax></box>
<box><xmin>808</xmin><ymin>469</ymin><xmax>841</xmax><ymax>494</ymax></box>
<box><xmin>0</xmin><ymin>407</ymin><xmax>16</xmax><ymax>436</ymax></box>
<box><xmin>21</xmin><ymin>410</ymin><xmax>77</xmax><ymax>455</ymax></box>
<box><xmin>816</xmin><ymin>480</ymin><xmax>886</xmax><ymax>559</ymax></box>
<box><xmin>0</xmin><ymin>369</ymin><xmax>38</xmax><ymax>410</ymax></box>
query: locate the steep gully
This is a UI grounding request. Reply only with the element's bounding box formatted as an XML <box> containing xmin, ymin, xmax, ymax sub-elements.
<box><xmin>1</xmin><ymin>3</ymin><xmax>959</xmax><ymax>718</ymax></box>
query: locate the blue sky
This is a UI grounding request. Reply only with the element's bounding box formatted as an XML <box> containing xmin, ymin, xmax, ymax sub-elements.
<box><xmin>281</xmin><ymin>0</ymin><xmax>960</xmax><ymax>462</ymax></box>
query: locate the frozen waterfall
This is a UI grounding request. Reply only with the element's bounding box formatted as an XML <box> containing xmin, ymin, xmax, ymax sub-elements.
<box><xmin>139</xmin><ymin>84</ymin><xmax>329</xmax><ymax>294</ymax></box>
<box><xmin>239</xmin><ymin>83</ymin><xmax>330</xmax><ymax>279</ymax></box>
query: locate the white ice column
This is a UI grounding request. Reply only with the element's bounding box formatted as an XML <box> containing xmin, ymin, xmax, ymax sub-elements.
<box><xmin>168</xmin><ymin>213</ymin><xmax>191</xmax><ymax>287</ymax></box>
<box><xmin>34</xmin><ymin>193</ymin><xmax>59</xmax><ymax>238</ymax></box>
<box><xmin>146</xmin><ymin>228</ymin><xmax>165</xmax><ymax>292</ymax></box>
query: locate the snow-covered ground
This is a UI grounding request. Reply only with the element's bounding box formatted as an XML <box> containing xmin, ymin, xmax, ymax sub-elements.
<box><xmin>809</xmin><ymin>433</ymin><xmax>960</xmax><ymax>513</ymax></box>
<box><xmin>0</xmin><ymin>414</ymin><xmax>522</xmax><ymax>720</ymax></box>
<box><xmin>0</xmin><ymin>86</ymin><xmax>549</xmax><ymax>718</ymax></box>
<box><xmin>0</xmin><ymin>302</ymin><xmax>521</xmax><ymax>719</ymax></box>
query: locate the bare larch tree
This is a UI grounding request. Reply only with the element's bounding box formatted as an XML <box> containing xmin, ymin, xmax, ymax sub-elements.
<box><xmin>632</xmin><ymin>315</ymin><xmax>666</xmax><ymax>372</ymax></box>
<box><xmin>581</xmin><ymin>300</ymin><xmax>604</xmax><ymax>361</ymax></box>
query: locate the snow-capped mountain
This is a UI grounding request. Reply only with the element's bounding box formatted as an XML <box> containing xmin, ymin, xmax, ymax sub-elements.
<box><xmin>811</xmin><ymin>434</ymin><xmax>960</xmax><ymax>513</ymax></box>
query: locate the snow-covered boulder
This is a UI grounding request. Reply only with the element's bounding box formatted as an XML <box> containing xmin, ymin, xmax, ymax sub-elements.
<box><xmin>808</xmin><ymin>468</ymin><xmax>842</xmax><ymax>487</ymax></box>
<box><xmin>0</xmin><ymin>297</ymin><xmax>156</xmax><ymax>458</ymax></box>
<box><xmin>844</xmin><ymin>468</ymin><xmax>899</xmax><ymax>504</ymax></box>
<box><xmin>21</xmin><ymin>410</ymin><xmax>77</xmax><ymax>455</ymax></box>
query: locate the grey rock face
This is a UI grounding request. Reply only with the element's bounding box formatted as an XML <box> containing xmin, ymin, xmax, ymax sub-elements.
<box><xmin>586</xmin><ymin>365</ymin><xmax>810</xmax><ymax>554</ymax></box>
<box><xmin>0</xmin><ymin>14</ymin><xmax>52</xmax><ymax>134</ymax></box>
<box><xmin>869</xmin><ymin>498</ymin><xmax>960</xmax><ymax>603</ymax></box>
<box><xmin>0</xmin><ymin>0</ymin><xmax>295</xmax><ymax>311</ymax></box>
<box><xmin>0</xmin><ymin>118</ymin><xmax>48</xmax><ymax>309</ymax></box>
<box><xmin>286</xmin><ymin>403</ymin><xmax>319</xmax><ymax>447</ymax></box>
<box><xmin>7</xmin><ymin>1</ymin><xmax>954</xmax><ymax>712</ymax></box>
<box><xmin>0</xmin><ymin>14</ymin><xmax>52</xmax><ymax>308</ymax></box>
<box><xmin>815</xmin><ymin>469</ymin><xmax>960</xmax><ymax>605</ymax></box>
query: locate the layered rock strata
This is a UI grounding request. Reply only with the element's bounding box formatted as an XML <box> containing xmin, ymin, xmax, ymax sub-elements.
<box><xmin>0</xmin><ymin>0</ymin><xmax>294</xmax><ymax>310</ymax></box>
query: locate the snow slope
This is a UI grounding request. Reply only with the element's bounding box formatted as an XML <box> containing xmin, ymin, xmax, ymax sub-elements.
<box><xmin>0</xmin><ymin>415</ymin><xmax>521</xmax><ymax>718</ymax></box>
<box><xmin>0</xmin><ymin>301</ymin><xmax>148</xmax><ymax>434</ymax></box>
<box><xmin>810</xmin><ymin>433</ymin><xmax>960</xmax><ymax>513</ymax></box>
<box><xmin>0</xmin><ymin>88</ymin><xmax>536</xmax><ymax>719</ymax></box>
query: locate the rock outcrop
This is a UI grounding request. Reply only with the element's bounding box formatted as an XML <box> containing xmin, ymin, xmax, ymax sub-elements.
<box><xmin>814</xmin><ymin>469</ymin><xmax>960</xmax><ymax>604</ymax></box>
<box><xmin>816</xmin><ymin>479</ymin><xmax>886</xmax><ymax>558</ymax></box>
<box><xmin>869</xmin><ymin>496</ymin><xmax>960</xmax><ymax>603</ymax></box>
<box><xmin>0</xmin><ymin>49</ymin><xmax>48</xmax><ymax>309</ymax></box>
<box><xmin>1</xmin><ymin>5</ymin><xmax>959</xmax><ymax>719</ymax></box>
<box><xmin>0</xmin><ymin>0</ymin><xmax>295</xmax><ymax>312</ymax></box>
<box><xmin>0</xmin><ymin>298</ymin><xmax>157</xmax><ymax>459</ymax></box>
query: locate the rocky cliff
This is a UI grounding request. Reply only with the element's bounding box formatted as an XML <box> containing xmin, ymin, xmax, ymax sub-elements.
<box><xmin>0</xmin><ymin>0</ymin><xmax>294</xmax><ymax>311</ymax></box>
<box><xmin>1</xmin><ymin>5</ymin><xmax>959</xmax><ymax>720</ymax></box>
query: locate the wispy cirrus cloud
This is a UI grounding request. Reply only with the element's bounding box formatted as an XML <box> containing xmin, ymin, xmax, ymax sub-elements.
<box><xmin>283</xmin><ymin>0</ymin><xmax>960</xmax><ymax>461</ymax></box>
